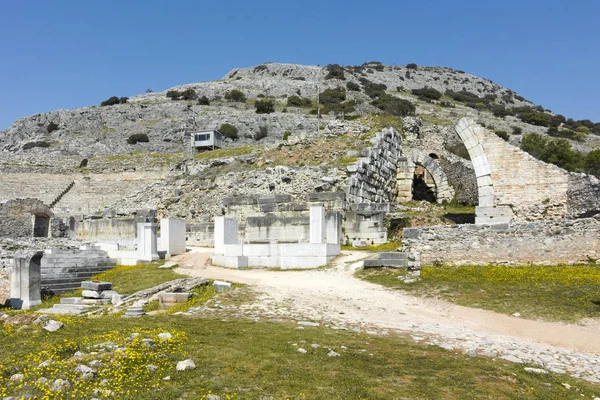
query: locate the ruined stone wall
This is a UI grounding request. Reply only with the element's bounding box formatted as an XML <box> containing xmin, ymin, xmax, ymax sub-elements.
<box><xmin>0</xmin><ymin>199</ymin><xmax>53</xmax><ymax>237</ymax></box>
<box><xmin>402</xmin><ymin>217</ymin><xmax>600</xmax><ymax>265</ymax></box>
<box><xmin>0</xmin><ymin>251</ymin><xmax>11</xmax><ymax>305</ymax></box>
<box><xmin>346</xmin><ymin>127</ymin><xmax>402</xmax><ymax>204</ymax></box>
<box><xmin>463</xmin><ymin>119</ymin><xmax>571</xmax><ymax>219</ymax></box>
<box><xmin>437</xmin><ymin>156</ymin><xmax>478</xmax><ymax>205</ymax></box>
<box><xmin>567</xmin><ymin>174</ymin><xmax>600</xmax><ymax>218</ymax></box>
<box><xmin>74</xmin><ymin>218</ymin><xmax>138</xmax><ymax>239</ymax></box>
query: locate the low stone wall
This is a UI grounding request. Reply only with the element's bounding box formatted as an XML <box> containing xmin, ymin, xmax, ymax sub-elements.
<box><xmin>403</xmin><ymin>217</ymin><xmax>600</xmax><ymax>265</ymax></box>
<box><xmin>187</xmin><ymin>223</ymin><xmax>213</xmax><ymax>247</ymax></box>
<box><xmin>73</xmin><ymin>217</ymin><xmax>139</xmax><ymax>239</ymax></box>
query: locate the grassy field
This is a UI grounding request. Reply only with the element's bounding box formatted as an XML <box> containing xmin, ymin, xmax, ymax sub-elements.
<box><xmin>3</xmin><ymin>263</ymin><xmax>600</xmax><ymax>398</ymax></box>
<box><xmin>356</xmin><ymin>264</ymin><xmax>600</xmax><ymax>322</ymax></box>
<box><xmin>2</xmin><ymin>315</ymin><xmax>600</xmax><ymax>399</ymax></box>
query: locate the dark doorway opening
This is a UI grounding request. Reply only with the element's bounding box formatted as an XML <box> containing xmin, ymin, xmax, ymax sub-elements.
<box><xmin>33</xmin><ymin>214</ymin><xmax>50</xmax><ymax>237</ymax></box>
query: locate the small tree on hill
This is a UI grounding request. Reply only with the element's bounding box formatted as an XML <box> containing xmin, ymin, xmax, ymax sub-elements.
<box><xmin>198</xmin><ymin>96</ymin><xmax>210</xmax><ymax>105</ymax></box>
<box><xmin>255</xmin><ymin>99</ymin><xmax>275</xmax><ymax>114</ymax></box>
<box><xmin>219</xmin><ymin>123</ymin><xmax>238</xmax><ymax>140</ymax></box>
<box><xmin>224</xmin><ymin>90</ymin><xmax>247</xmax><ymax>102</ymax></box>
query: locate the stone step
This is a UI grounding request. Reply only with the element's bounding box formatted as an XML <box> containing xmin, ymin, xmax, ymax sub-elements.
<box><xmin>36</xmin><ymin>307</ymin><xmax>87</xmax><ymax>315</ymax></box>
<box><xmin>376</xmin><ymin>252</ymin><xmax>408</xmax><ymax>260</ymax></box>
<box><xmin>363</xmin><ymin>259</ymin><xmax>408</xmax><ymax>268</ymax></box>
<box><xmin>53</xmin><ymin>303</ymin><xmax>93</xmax><ymax>310</ymax></box>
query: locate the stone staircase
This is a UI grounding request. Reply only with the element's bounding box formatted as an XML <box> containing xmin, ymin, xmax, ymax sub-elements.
<box><xmin>50</xmin><ymin>180</ymin><xmax>75</xmax><ymax>208</ymax></box>
<box><xmin>41</xmin><ymin>248</ymin><xmax>116</xmax><ymax>295</ymax></box>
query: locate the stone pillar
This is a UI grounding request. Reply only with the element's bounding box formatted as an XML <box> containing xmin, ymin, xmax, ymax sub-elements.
<box><xmin>160</xmin><ymin>218</ymin><xmax>187</xmax><ymax>256</ymax></box>
<box><xmin>10</xmin><ymin>250</ymin><xmax>44</xmax><ymax>310</ymax></box>
<box><xmin>310</xmin><ymin>206</ymin><xmax>325</xmax><ymax>244</ymax></box>
<box><xmin>214</xmin><ymin>217</ymin><xmax>239</xmax><ymax>254</ymax></box>
<box><xmin>137</xmin><ymin>223</ymin><xmax>158</xmax><ymax>262</ymax></box>
<box><xmin>325</xmin><ymin>211</ymin><xmax>342</xmax><ymax>244</ymax></box>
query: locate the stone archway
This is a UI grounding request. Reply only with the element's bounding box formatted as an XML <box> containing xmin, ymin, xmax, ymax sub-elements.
<box><xmin>453</xmin><ymin>118</ymin><xmax>513</xmax><ymax>225</ymax></box>
<box><xmin>411</xmin><ymin>150</ymin><xmax>454</xmax><ymax>204</ymax></box>
<box><xmin>396</xmin><ymin>149</ymin><xmax>455</xmax><ymax>204</ymax></box>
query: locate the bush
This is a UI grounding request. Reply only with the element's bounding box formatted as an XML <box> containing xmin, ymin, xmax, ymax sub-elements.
<box><xmin>319</xmin><ymin>87</ymin><xmax>346</xmax><ymax>111</ymax></box>
<box><xmin>283</xmin><ymin>131</ymin><xmax>291</xmax><ymax>141</ymax></box>
<box><xmin>359</xmin><ymin>78</ymin><xmax>387</xmax><ymax>98</ymax></box>
<box><xmin>181</xmin><ymin>89</ymin><xmax>197</xmax><ymax>100</ymax></box>
<box><xmin>255</xmin><ymin>99</ymin><xmax>275</xmax><ymax>114</ymax></box>
<box><xmin>47</xmin><ymin>122</ymin><xmax>59</xmax><ymax>133</ymax></box>
<box><xmin>445</xmin><ymin>90</ymin><xmax>482</xmax><ymax>104</ymax></box>
<box><xmin>167</xmin><ymin>90</ymin><xmax>196</xmax><ymax>100</ymax></box>
<box><xmin>512</xmin><ymin>126</ymin><xmax>523</xmax><ymax>135</ymax></box>
<box><xmin>126</xmin><ymin>133</ymin><xmax>149</xmax><ymax>144</ymax></box>
<box><xmin>412</xmin><ymin>87</ymin><xmax>442</xmax><ymax>101</ymax></box>
<box><xmin>198</xmin><ymin>96</ymin><xmax>210</xmax><ymax>105</ymax></box>
<box><xmin>406</xmin><ymin>63</ymin><xmax>418</xmax><ymax>70</ymax></box>
<box><xmin>219</xmin><ymin>123</ymin><xmax>238</xmax><ymax>140</ymax></box>
<box><xmin>521</xmin><ymin>133</ymin><xmax>583</xmax><ymax>171</ymax></box>
<box><xmin>224</xmin><ymin>90</ymin><xmax>246</xmax><ymax>102</ymax></box>
<box><xmin>101</xmin><ymin>96</ymin><xmax>128</xmax><ymax>106</ymax></box>
<box><xmin>584</xmin><ymin>150</ymin><xmax>600</xmax><ymax>177</ymax></box>
<box><xmin>547</xmin><ymin>127</ymin><xmax>586</xmax><ymax>141</ymax></box>
<box><xmin>325</xmin><ymin>64</ymin><xmax>345</xmax><ymax>80</ymax></box>
<box><xmin>22</xmin><ymin>141</ymin><xmax>51</xmax><ymax>150</ymax></box>
<box><xmin>494</xmin><ymin>130</ymin><xmax>510</xmax><ymax>141</ymax></box>
<box><xmin>491</xmin><ymin>105</ymin><xmax>513</xmax><ymax>118</ymax></box>
<box><xmin>518</xmin><ymin>111</ymin><xmax>553</xmax><ymax>127</ymax></box>
<box><xmin>254</xmin><ymin>125</ymin><xmax>269</xmax><ymax>141</ymax></box>
<box><xmin>287</xmin><ymin>95</ymin><xmax>312</xmax><ymax>107</ymax></box>
<box><xmin>371</xmin><ymin>94</ymin><xmax>415</xmax><ymax>117</ymax></box>
<box><xmin>346</xmin><ymin>81</ymin><xmax>360</xmax><ymax>91</ymax></box>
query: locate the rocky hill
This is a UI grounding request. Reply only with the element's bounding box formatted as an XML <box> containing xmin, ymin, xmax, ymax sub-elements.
<box><xmin>1</xmin><ymin>61</ymin><xmax>599</xmax><ymax>223</ymax></box>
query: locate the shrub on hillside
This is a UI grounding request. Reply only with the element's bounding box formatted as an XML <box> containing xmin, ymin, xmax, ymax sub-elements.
<box><xmin>255</xmin><ymin>99</ymin><xmax>275</xmax><ymax>114</ymax></box>
<box><xmin>346</xmin><ymin>81</ymin><xmax>360</xmax><ymax>91</ymax></box>
<box><xmin>371</xmin><ymin>94</ymin><xmax>415</xmax><ymax>117</ymax></box>
<box><xmin>584</xmin><ymin>150</ymin><xmax>600</xmax><ymax>177</ymax></box>
<box><xmin>198</xmin><ymin>96</ymin><xmax>210</xmax><ymax>105</ymax></box>
<box><xmin>101</xmin><ymin>96</ymin><xmax>128</xmax><ymax>106</ymax></box>
<box><xmin>359</xmin><ymin>78</ymin><xmax>387</xmax><ymax>98</ymax></box>
<box><xmin>219</xmin><ymin>123</ymin><xmax>238</xmax><ymax>140</ymax></box>
<box><xmin>287</xmin><ymin>95</ymin><xmax>312</xmax><ymax>107</ymax></box>
<box><xmin>412</xmin><ymin>87</ymin><xmax>442</xmax><ymax>101</ymax></box>
<box><xmin>283</xmin><ymin>131</ymin><xmax>291</xmax><ymax>141</ymax></box>
<box><xmin>325</xmin><ymin>64</ymin><xmax>345</xmax><ymax>80</ymax></box>
<box><xmin>224</xmin><ymin>90</ymin><xmax>247</xmax><ymax>102</ymax></box>
<box><xmin>494</xmin><ymin>130</ymin><xmax>510</xmax><ymax>141</ymax></box>
<box><xmin>319</xmin><ymin>87</ymin><xmax>346</xmax><ymax>111</ymax></box>
<box><xmin>22</xmin><ymin>141</ymin><xmax>51</xmax><ymax>150</ymax></box>
<box><xmin>512</xmin><ymin>126</ymin><xmax>523</xmax><ymax>135</ymax></box>
<box><xmin>47</xmin><ymin>122</ymin><xmax>59</xmax><ymax>133</ymax></box>
<box><xmin>254</xmin><ymin>125</ymin><xmax>269</xmax><ymax>141</ymax></box>
<box><xmin>126</xmin><ymin>133</ymin><xmax>149</xmax><ymax>144</ymax></box>
<box><xmin>521</xmin><ymin>133</ymin><xmax>583</xmax><ymax>171</ymax></box>
<box><xmin>406</xmin><ymin>63</ymin><xmax>418</xmax><ymax>70</ymax></box>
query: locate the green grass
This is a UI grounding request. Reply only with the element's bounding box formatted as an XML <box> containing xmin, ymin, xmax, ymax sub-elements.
<box><xmin>3</xmin><ymin>263</ymin><xmax>600</xmax><ymax>399</ymax></box>
<box><xmin>341</xmin><ymin>241</ymin><xmax>402</xmax><ymax>252</ymax></box>
<box><xmin>3</xmin><ymin>315</ymin><xmax>600</xmax><ymax>399</ymax></box>
<box><xmin>92</xmin><ymin>260</ymin><xmax>185</xmax><ymax>294</ymax></box>
<box><xmin>356</xmin><ymin>264</ymin><xmax>600</xmax><ymax>322</ymax></box>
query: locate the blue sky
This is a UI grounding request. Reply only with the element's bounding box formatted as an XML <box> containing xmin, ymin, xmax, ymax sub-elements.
<box><xmin>1</xmin><ymin>0</ymin><xmax>598</xmax><ymax>130</ymax></box>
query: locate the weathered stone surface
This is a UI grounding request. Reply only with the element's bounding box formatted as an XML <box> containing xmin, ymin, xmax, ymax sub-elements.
<box><xmin>403</xmin><ymin>218</ymin><xmax>600</xmax><ymax>265</ymax></box>
<box><xmin>176</xmin><ymin>359</ymin><xmax>196</xmax><ymax>371</ymax></box>
<box><xmin>213</xmin><ymin>280</ymin><xmax>232</xmax><ymax>293</ymax></box>
<box><xmin>81</xmin><ymin>281</ymin><xmax>113</xmax><ymax>291</ymax></box>
<box><xmin>44</xmin><ymin>320</ymin><xmax>64</xmax><ymax>332</ymax></box>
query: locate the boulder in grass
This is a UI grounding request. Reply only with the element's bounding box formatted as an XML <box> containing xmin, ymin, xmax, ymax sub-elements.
<box><xmin>81</xmin><ymin>281</ymin><xmax>113</xmax><ymax>291</ymax></box>
<box><xmin>176</xmin><ymin>359</ymin><xmax>196</xmax><ymax>371</ymax></box>
<box><xmin>213</xmin><ymin>280</ymin><xmax>232</xmax><ymax>293</ymax></box>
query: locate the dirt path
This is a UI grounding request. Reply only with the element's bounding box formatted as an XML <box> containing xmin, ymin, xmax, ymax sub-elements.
<box><xmin>173</xmin><ymin>248</ymin><xmax>600</xmax><ymax>382</ymax></box>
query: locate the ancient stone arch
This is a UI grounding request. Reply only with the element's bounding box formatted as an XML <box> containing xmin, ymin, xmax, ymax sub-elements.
<box><xmin>453</xmin><ymin>118</ymin><xmax>512</xmax><ymax>225</ymax></box>
<box><xmin>396</xmin><ymin>149</ymin><xmax>454</xmax><ymax>204</ymax></box>
<box><xmin>411</xmin><ymin>150</ymin><xmax>454</xmax><ymax>204</ymax></box>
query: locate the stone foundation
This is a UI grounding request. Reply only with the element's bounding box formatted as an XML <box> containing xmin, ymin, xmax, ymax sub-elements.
<box><xmin>402</xmin><ymin>217</ymin><xmax>600</xmax><ymax>265</ymax></box>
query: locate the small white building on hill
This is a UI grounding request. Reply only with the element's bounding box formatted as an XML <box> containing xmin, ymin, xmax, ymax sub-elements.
<box><xmin>191</xmin><ymin>130</ymin><xmax>223</xmax><ymax>151</ymax></box>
